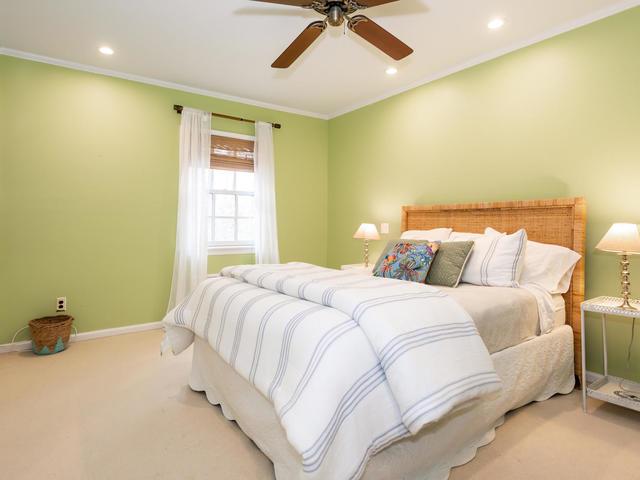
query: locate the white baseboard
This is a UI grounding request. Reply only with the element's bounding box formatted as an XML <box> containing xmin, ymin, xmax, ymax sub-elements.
<box><xmin>0</xmin><ymin>321</ymin><xmax>163</xmax><ymax>354</ymax></box>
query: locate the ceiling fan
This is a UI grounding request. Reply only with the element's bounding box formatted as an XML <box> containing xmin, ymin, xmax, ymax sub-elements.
<box><xmin>250</xmin><ymin>0</ymin><xmax>414</xmax><ymax>68</ymax></box>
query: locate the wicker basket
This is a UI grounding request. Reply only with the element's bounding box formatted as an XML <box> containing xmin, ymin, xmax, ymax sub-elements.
<box><xmin>29</xmin><ymin>315</ymin><xmax>74</xmax><ymax>355</ymax></box>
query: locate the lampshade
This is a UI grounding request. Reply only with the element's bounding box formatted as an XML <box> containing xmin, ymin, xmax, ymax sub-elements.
<box><xmin>596</xmin><ymin>223</ymin><xmax>640</xmax><ymax>254</ymax></box>
<box><xmin>353</xmin><ymin>223</ymin><xmax>380</xmax><ymax>240</ymax></box>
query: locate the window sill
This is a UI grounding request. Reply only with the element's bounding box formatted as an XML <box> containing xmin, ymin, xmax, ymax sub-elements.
<box><xmin>208</xmin><ymin>245</ymin><xmax>255</xmax><ymax>256</ymax></box>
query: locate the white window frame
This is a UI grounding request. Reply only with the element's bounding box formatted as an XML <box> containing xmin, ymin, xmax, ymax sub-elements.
<box><xmin>208</xmin><ymin>130</ymin><xmax>256</xmax><ymax>256</ymax></box>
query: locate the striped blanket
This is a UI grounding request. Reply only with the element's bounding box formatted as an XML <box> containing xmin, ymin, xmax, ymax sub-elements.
<box><xmin>162</xmin><ymin>263</ymin><xmax>501</xmax><ymax>480</ymax></box>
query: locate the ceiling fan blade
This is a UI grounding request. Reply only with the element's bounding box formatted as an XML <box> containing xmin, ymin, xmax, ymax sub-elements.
<box><xmin>354</xmin><ymin>0</ymin><xmax>399</xmax><ymax>7</ymax></box>
<box><xmin>249</xmin><ymin>0</ymin><xmax>315</xmax><ymax>6</ymax></box>
<box><xmin>272</xmin><ymin>21</ymin><xmax>326</xmax><ymax>68</ymax></box>
<box><xmin>348</xmin><ymin>15</ymin><xmax>413</xmax><ymax>60</ymax></box>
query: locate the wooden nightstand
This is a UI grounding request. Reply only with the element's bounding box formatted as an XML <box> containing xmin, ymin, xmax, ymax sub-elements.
<box><xmin>581</xmin><ymin>296</ymin><xmax>640</xmax><ymax>413</ymax></box>
<box><xmin>341</xmin><ymin>263</ymin><xmax>374</xmax><ymax>275</ymax></box>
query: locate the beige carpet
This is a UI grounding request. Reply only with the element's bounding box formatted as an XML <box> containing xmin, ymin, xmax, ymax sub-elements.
<box><xmin>2</xmin><ymin>330</ymin><xmax>640</xmax><ymax>480</ymax></box>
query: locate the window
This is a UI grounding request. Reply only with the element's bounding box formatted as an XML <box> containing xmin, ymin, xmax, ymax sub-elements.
<box><xmin>208</xmin><ymin>132</ymin><xmax>256</xmax><ymax>255</ymax></box>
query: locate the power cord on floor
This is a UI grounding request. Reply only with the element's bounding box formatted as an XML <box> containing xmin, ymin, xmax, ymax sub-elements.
<box><xmin>626</xmin><ymin>317</ymin><xmax>636</xmax><ymax>368</ymax></box>
<box><xmin>617</xmin><ymin>317</ymin><xmax>640</xmax><ymax>400</ymax></box>
<box><xmin>10</xmin><ymin>326</ymin><xmax>29</xmax><ymax>344</ymax></box>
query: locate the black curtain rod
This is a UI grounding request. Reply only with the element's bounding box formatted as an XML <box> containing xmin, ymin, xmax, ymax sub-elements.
<box><xmin>173</xmin><ymin>105</ymin><xmax>281</xmax><ymax>129</ymax></box>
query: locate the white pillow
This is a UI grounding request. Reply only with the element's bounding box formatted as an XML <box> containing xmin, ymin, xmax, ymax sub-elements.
<box><xmin>401</xmin><ymin>228</ymin><xmax>452</xmax><ymax>241</ymax></box>
<box><xmin>449</xmin><ymin>231</ymin><xmax>483</xmax><ymax>241</ymax></box>
<box><xmin>453</xmin><ymin>229</ymin><xmax>528</xmax><ymax>287</ymax></box>
<box><xmin>485</xmin><ymin>227</ymin><xmax>581</xmax><ymax>293</ymax></box>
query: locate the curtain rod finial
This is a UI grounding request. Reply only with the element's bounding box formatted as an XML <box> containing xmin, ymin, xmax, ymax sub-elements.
<box><xmin>173</xmin><ymin>104</ymin><xmax>184</xmax><ymax>114</ymax></box>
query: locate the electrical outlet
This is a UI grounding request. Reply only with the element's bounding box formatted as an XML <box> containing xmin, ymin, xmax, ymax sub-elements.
<box><xmin>380</xmin><ymin>223</ymin><xmax>390</xmax><ymax>234</ymax></box>
<box><xmin>56</xmin><ymin>297</ymin><xmax>67</xmax><ymax>312</ymax></box>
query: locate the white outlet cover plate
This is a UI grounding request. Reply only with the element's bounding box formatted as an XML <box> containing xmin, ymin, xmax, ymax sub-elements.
<box><xmin>56</xmin><ymin>297</ymin><xmax>67</xmax><ymax>311</ymax></box>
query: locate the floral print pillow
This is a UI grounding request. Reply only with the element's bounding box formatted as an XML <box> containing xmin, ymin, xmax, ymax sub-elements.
<box><xmin>373</xmin><ymin>240</ymin><xmax>440</xmax><ymax>283</ymax></box>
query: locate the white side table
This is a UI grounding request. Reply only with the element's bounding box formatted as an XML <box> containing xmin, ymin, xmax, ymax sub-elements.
<box><xmin>581</xmin><ymin>296</ymin><xmax>640</xmax><ymax>413</ymax></box>
<box><xmin>341</xmin><ymin>263</ymin><xmax>374</xmax><ymax>275</ymax></box>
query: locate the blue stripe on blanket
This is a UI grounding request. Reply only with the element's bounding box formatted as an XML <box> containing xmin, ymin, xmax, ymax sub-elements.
<box><xmin>278</xmin><ymin>319</ymin><xmax>358</xmax><ymax>418</ymax></box>
<box><xmin>229</xmin><ymin>292</ymin><xmax>279</xmax><ymax>368</ymax></box>
<box><xmin>379</xmin><ymin>323</ymin><xmax>477</xmax><ymax>358</ymax></box>
<box><xmin>224</xmin><ymin>265</ymin><xmax>259</xmax><ymax>281</ymax></box>
<box><xmin>248</xmin><ymin>298</ymin><xmax>301</xmax><ymax>385</ymax></box>
<box><xmin>173</xmin><ymin>290</ymin><xmax>194</xmax><ymax>327</ymax></box>
<box><xmin>402</xmin><ymin>371</ymin><xmax>502</xmax><ymax>430</ymax></box>
<box><xmin>189</xmin><ymin>278</ymin><xmax>227</xmax><ymax>330</ymax></box>
<box><xmin>256</xmin><ymin>272</ymin><xmax>273</xmax><ymax>287</ymax></box>
<box><xmin>297</xmin><ymin>271</ymin><xmax>359</xmax><ymax>299</ymax></box>
<box><xmin>352</xmin><ymin>291</ymin><xmax>447</xmax><ymax>323</ymax></box>
<box><xmin>202</xmin><ymin>282</ymin><xmax>243</xmax><ymax>339</ymax></box>
<box><xmin>273</xmin><ymin>265</ymin><xmax>325</xmax><ymax>293</ymax></box>
<box><xmin>267</xmin><ymin>305</ymin><xmax>326</xmax><ymax>400</ymax></box>
<box><xmin>302</xmin><ymin>365</ymin><xmax>387</xmax><ymax>473</ymax></box>
<box><xmin>173</xmin><ymin>277</ymin><xmax>225</xmax><ymax>326</ymax></box>
<box><xmin>380</xmin><ymin>325</ymin><xmax>479</xmax><ymax>370</ymax></box>
<box><xmin>321</xmin><ymin>278</ymin><xmax>380</xmax><ymax>306</ymax></box>
<box><xmin>222</xmin><ymin>264</ymin><xmax>317</xmax><ymax>291</ymax></box>
<box><xmin>215</xmin><ymin>285</ymin><xmax>256</xmax><ymax>350</ymax></box>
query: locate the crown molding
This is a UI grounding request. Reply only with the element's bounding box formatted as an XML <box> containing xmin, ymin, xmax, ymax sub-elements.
<box><xmin>327</xmin><ymin>0</ymin><xmax>640</xmax><ymax>119</ymax></box>
<box><xmin>1</xmin><ymin>0</ymin><xmax>638</xmax><ymax>121</ymax></box>
<box><xmin>0</xmin><ymin>47</ymin><xmax>329</xmax><ymax>120</ymax></box>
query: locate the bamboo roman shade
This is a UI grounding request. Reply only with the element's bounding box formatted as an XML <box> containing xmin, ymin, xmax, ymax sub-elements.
<box><xmin>211</xmin><ymin>135</ymin><xmax>255</xmax><ymax>172</ymax></box>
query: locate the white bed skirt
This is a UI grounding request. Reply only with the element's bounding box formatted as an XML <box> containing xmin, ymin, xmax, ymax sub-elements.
<box><xmin>189</xmin><ymin>325</ymin><xmax>575</xmax><ymax>480</ymax></box>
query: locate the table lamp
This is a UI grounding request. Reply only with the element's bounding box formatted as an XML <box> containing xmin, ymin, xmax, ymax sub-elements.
<box><xmin>353</xmin><ymin>223</ymin><xmax>380</xmax><ymax>268</ymax></box>
<box><xmin>596</xmin><ymin>223</ymin><xmax>640</xmax><ymax>309</ymax></box>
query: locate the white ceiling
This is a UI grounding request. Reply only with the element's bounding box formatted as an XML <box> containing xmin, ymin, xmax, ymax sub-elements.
<box><xmin>0</xmin><ymin>0</ymin><xmax>637</xmax><ymax>118</ymax></box>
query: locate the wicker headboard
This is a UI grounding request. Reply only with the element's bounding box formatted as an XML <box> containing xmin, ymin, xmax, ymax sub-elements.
<box><xmin>401</xmin><ymin>197</ymin><xmax>586</xmax><ymax>378</ymax></box>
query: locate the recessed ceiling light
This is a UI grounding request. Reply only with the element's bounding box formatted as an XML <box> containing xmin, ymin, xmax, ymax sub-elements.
<box><xmin>487</xmin><ymin>18</ymin><xmax>505</xmax><ymax>30</ymax></box>
<box><xmin>385</xmin><ymin>66</ymin><xmax>398</xmax><ymax>76</ymax></box>
<box><xmin>99</xmin><ymin>46</ymin><xmax>114</xmax><ymax>55</ymax></box>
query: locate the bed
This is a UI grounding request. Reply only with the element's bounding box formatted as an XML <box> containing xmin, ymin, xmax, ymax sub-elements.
<box><xmin>401</xmin><ymin>197</ymin><xmax>585</xmax><ymax>378</ymax></box>
<box><xmin>163</xmin><ymin>197</ymin><xmax>586</xmax><ymax>480</ymax></box>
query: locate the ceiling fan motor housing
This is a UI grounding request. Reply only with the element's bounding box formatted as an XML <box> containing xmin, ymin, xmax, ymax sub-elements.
<box><xmin>327</xmin><ymin>4</ymin><xmax>344</xmax><ymax>26</ymax></box>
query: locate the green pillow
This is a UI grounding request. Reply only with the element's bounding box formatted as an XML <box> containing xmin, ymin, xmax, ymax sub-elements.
<box><xmin>426</xmin><ymin>241</ymin><xmax>474</xmax><ymax>288</ymax></box>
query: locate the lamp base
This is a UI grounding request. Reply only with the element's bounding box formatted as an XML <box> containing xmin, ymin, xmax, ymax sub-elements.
<box><xmin>618</xmin><ymin>253</ymin><xmax>636</xmax><ymax>310</ymax></box>
<box><xmin>363</xmin><ymin>239</ymin><xmax>370</xmax><ymax>268</ymax></box>
<box><xmin>618</xmin><ymin>298</ymin><xmax>637</xmax><ymax>310</ymax></box>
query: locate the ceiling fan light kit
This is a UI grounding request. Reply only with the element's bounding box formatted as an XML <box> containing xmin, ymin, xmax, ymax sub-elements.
<box><xmin>252</xmin><ymin>0</ymin><xmax>414</xmax><ymax>68</ymax></box>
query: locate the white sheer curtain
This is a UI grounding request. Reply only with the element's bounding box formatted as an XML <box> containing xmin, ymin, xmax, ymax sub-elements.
<box><xmin>254</xmin><ymin>122</ymin><xmax>280</xmax><ymax>264</ymax></box>
<box><xmin>168</xmin><ymin>108</ymin><xmax>211</xmax><ymax>309</ymax></box>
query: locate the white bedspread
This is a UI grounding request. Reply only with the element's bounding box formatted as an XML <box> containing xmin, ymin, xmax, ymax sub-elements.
<box><xmin>162</xmin><ymin>263</ymin><xmax>501</xmax><ymax>480</ymax></box>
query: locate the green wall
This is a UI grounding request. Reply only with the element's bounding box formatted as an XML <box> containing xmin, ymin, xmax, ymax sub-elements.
<box><xmin>328</xmin><ymin>8</ymin><xmax>640</xmax><ymax>380</ymax></box>
<box><xmin>2</xmin><ymin>7</ymin><xmax>640</xmax><ymax>381</ymax></box>
<box><xmin>0</xmin><ymin>55</ymin><xmax>328</xmax><ymax>344</ymax></box>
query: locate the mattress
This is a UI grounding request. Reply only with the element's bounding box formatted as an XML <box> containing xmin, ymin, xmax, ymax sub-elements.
<box><xmin>439</xmin><ymin>284</ymin><xmax>565</xmax><ymax>354</ymax></box>
<box><xmin>551</xmin><ymin>293</ymin><xmax>566</xmax><ymax>328</ymax></box>
<box><xmin>189</xmin><ymin>325</ymin><xmax>575</xmax><ymax>480</ymax></box>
